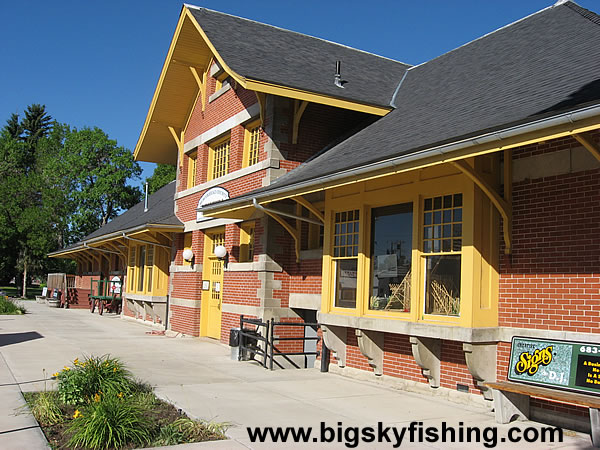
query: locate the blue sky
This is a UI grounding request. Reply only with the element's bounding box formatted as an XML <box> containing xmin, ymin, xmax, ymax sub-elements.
<box><xmin>1</xmin><ymin>0</ymin><xmax>596</xmax><ymax>186</ymax></box>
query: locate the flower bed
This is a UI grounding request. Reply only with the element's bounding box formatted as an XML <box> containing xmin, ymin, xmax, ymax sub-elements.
<box><xmin>24</xmin><ymin>356</ymin><xmax>227</xmax><ymax>449</ymax></box>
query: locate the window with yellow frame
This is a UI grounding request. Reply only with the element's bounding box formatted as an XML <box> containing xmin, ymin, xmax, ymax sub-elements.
<box><xmin>331</xmin><ymin>210</ymin><xmax>360</xmax><ymax>308</ymax></box>
<box><xmin>243</xmin><ymin>121</ymin><xmax>261</xmax><ymax>167</ymax></box>
<box><xmin>209</xmin><ymin>137</ymin><xmax>230</xmax><ymax>180</ymax></box>
<box><xmin>128</xmin><ymin>247</ymin><xmax>136</xmax><ymax>292</ymax></box>
<box><xmin>239</xmin><ymin>222</ymin><xmax>255</xmax><ymax>262</ymax></box>
<box><xmin>187</xmin><ymin>150</ymin><xmax>197</xmax><ymax>189</ymax></box>
<box><xmin>422</xmin><ymin>194</ymin><xmax>463</xmax><ymax>317</ymax></box>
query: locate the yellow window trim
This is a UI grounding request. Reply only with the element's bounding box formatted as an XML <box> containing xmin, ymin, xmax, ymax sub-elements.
<box><xmin>187</xmin><ymin>150</ymin><xmax>197</xmax><ymax>189</ymax></box>
<box><xmin>208</xmin><ymin>135</ymin><xmax>230</xmax><ymax>180</ymax></box>
<box><xmin>239</xmin><ymin>222</ymin><xmax>255</xmax><ymax>262</ymax></box>
<box><xmin>243</xmin><ymin>119</ymin><xmax>262</xmax><ymax>168</ymax></box>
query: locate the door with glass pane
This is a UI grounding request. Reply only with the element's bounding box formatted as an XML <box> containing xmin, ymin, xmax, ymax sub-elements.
<box><xmin>204</xmin><ymin>230</ymin><xmax>225</xmax><ymax>339</ymax></box>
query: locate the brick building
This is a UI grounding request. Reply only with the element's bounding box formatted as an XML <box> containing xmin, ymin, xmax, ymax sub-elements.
<box><xmin>53</xmin><ymin>1</ymin><xmax>600</xmax><ymax>436</ymax></box>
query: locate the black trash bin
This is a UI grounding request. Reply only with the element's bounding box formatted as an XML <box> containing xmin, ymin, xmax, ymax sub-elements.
<box><xmin>229</xmin><ymin>328</ymin><xmax>240</xmax><ymax>360</ymax></box>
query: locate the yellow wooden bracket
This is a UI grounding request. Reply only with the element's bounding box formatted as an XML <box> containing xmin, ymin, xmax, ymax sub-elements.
<box><xmin>103</xmin><ymin>241</ymin><xmax>128</xmax><ymax>264</ymax></box>
<box><xmin>573</xmin><ymin>132</ymin><xmax>600</xmax><ymax>162</ymax></box>
<box><xmin>256</xmin><ymin>92</ymin><xmax>267</xmax><ymax>126</ymax></box>
<box><xmin>452</xmin><ymin>159</ymin><xmax>513</xmax><ymax>254</ymax></box>
<box><xmin>262</xmin><ymin>210</ymin><xmax>301</xmax><ymax>262</ymax></box>
<box><xmin>292</xmin><ymin>100</ymin><xmax>308</xmax><ymax>144</ymax></box>
<box><xmin>189</xmin><ymin>66</ymin><xmax>206</xmax><ymax>111</ymax></box>
<box><xmin>293</xmin><ymin>196</ymin><xmax>324</xmax><ymax>223</ymax></box>
<box><xmin>168</xmin><ymin>126</ymin><xmax>184</xmax><ymax>167</ymax></box>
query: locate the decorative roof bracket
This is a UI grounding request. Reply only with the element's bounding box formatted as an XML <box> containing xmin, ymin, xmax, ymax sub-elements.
<box><xmin>452</xmin><ymin>159</ymin><xmax>513</xmax><ymax>254</ymax></box>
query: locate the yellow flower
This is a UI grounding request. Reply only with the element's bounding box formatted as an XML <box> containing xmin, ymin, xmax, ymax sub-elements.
<box><xmin>117</xmin><ymin>392</ymin><xmax>123</xmax><ymax>398</ymax></box>
<box><xmin>93</xmin><ymin>393</ymin><xmax>101</xmax><ymax>403</ymax></box>
<box><xmin>52</xmin><ymin>372</ymin><xmax>59</xmax><ymax>377</ymax></box>
<box><xmin>73</xmin><ymin>410</ymin><xmax>82</xmax><ymax>419</ymax></box>
<box><xmin>73</xmin><ymin>358</ymin><xmax>79</xmax><ymax>365</ymax></box>
<box><xmin>63</xmin><ymin>366</ymin><xmax>70</xmax><ymax>371</ymax></box>
<box><xmin>113</xmin><ymin>367</ymin><xmax>117</xmax><ymax>372</ymax></box>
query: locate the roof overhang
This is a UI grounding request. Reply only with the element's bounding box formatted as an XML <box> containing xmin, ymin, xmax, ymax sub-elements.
<box><xmin>48</xmin><ymin>224</ymin><xmax>183</xmax><ymax>259</ymax></box>
<box><xmin>134</xmin><ymin>6</ymin><xmax>392</xmax><ymax>165</ymax></box>
<box><xmin>200</xmin><ymin>104</ymin><xmax>600</xmax><ymax>218</ymax></box>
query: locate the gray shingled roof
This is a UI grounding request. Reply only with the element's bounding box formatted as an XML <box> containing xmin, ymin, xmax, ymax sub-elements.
<box><xmin>206</xmin><ymin>1</ymin><xmax>600</xmax><ymax>204</ymax></box>
<box><xmin>187</xmin><ymin>6</ymin><xmax>410</xmax><ymax>108</ymax></box>
<box><xmin>50</xmin><ymin>181</ymin><xmax>181</xmax><ymax>255</ymax></box>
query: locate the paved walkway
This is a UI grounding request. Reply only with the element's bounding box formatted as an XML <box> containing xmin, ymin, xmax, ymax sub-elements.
<box><xmin>0</xmin><ymin>301</ymin><xmax>592</xmax><ymax>449</ymax></box>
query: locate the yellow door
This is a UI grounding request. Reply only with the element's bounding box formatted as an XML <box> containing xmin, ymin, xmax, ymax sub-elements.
<box><xmin>204</xmin><ymin>230</ymin><xmax>225</xmax><ymax>339</ymax></box>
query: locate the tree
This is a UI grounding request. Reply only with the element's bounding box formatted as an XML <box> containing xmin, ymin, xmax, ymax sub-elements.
<box><xmin>22</xmin><ymin>104</ymin><xmax>52</xmax><ymax>145</ymax></box>
<box><xmin>57</xmin><ymin>127</ymin><xmax>142</xmax><ymax>239</ymax></box>
<box><xmin>145</xmin><ymin>164</ymin><xmax>176</xmax><ymax>194</ymax></box>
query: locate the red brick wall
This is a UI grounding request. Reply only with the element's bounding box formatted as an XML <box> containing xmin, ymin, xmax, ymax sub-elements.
<box><xmin>185</xmin><ymin>83</ymin><xmax>258</xmax><ymax>143</ymax></box>
<box><xmin>440</xmin><ymin>340</ymin><xmax>479</xmax><ymax>394</ymax></box>
<box><xmin>383</xmin><ymin>333</ymin><xmax>426</xmax><ymax>383</ymax></box>
<box><xmin>345</xmin><ymin>328</ymin><xmax>372</xmax><ymax>372</ymax></box>
<box><xmin>499</xmin><ymin>147</ymin><xmax>600</xmax><ymax>333</ymax></box>
<box><xmin>170</xmin><ymin>304</ymin><xmax>200</xmax><ymax>337</ymax></box>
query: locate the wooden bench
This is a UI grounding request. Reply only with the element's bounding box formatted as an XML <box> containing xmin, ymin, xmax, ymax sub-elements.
<box><xmin>485</xmin><ymin>381</ymin><xmax>600</xmax><ymax>447</ymax></box>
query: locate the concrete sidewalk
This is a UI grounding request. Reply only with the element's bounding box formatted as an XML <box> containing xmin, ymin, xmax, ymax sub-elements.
<box><xmin>0</xmin><ymin>301</ymin><xmax>592</xmax><ymax>449</ymax></box>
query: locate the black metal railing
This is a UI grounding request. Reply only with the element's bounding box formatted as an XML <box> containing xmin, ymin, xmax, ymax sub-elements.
<box><xmin>238</xmin><ymin>316</ymin><xmax>325</xmax><ymax>371</ymax></box>
<box><xmin>267</xmin><ymin>319</ymin><xmax>320</xmax><ymax>370</ymax></box>
<box><xmin>239</xmin><ymin>315</ymin><xmax>270</xmax><ymax>368</ymax></box>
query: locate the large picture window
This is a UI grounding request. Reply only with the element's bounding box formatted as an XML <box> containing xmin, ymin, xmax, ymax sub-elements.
<box><xmin>423</xmin><ymin>194</ymin><xmax>462</xmax><ymax>316</ymax></box>
<box><xmin>332</xmin><ymin>210</ymin><xmax>359</xmax><ymax>308</ymax></box>
<box><xmin>369</xmin><ymin>203</ymin><xmax>413</xmax><ymax>312</ymax></box>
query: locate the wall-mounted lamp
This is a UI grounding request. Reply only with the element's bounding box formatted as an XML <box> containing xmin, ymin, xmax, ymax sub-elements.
<box><xmin>214</xmin><ymin>245</ymin><xmax>227</xmax><ymax>259</ymax></box>
<box><xmin>214</xmin><ymin>244</ymin><xmax>228</xmax><ymax>268</ymax></box>
<box><xmin>183</xmin><ymin>248</ymin><xmax>194</xmax><ymax>262</ymax></box>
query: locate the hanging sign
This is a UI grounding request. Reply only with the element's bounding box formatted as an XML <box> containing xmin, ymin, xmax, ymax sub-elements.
<box><xmin>508</xmin><ymin>336</ymin><xmax>600</xmax><ymax>396</ymax></box>
<box><xmin>196</xmin><ymin>187</ymin><xmax>229</xmax><ymax>222</ymax></box>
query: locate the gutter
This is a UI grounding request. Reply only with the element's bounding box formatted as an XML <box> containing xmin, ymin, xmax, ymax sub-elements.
<box><xmin>202</xmin><ymin>103</ymin><xmax>600</xmax><ymax>213</ymax></box>
<box><xmin>48</xmin><ymin>224</ymin><xmax>182</xmax><ymax>257</ymax></box>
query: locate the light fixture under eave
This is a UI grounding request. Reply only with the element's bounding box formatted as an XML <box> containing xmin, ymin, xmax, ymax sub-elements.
<box><xmin>214</xmin><ymin>245</ymin><xmax>227</xmax><ymax>259</ymax></box>
<box><xmin>183</xmin><ymin>248</ymin><xmax>194</xmax><ymax>261</ymax></box>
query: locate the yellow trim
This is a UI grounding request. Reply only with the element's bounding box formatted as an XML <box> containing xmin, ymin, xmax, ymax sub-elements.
<box><xmin>189</xmin><ymin>66</ymin><xmax>206</xmax><ymax>111</ymax></box>
<box><xmin>239</xmin><ymin>221</ymin><xmax>255</xmax><ymax>262</ymax></box>
<box><xmin>451</xmin><ymin>159</ymin><xmax>512</xmax><ymax>254</ymax></box>
<box><xmin>208</xmin><ymin>134</ymin><xmax>230</xmax><ymax>180</ymax></box>
<box><xmin>292</xmin><ymin>100</ymin><xmax>309</xmax><ymax>144</ymax></box>
<box><xmin>321</xmin><ymin>171</ymin><xmax>499</xmax><ymax>328</ymax></box>
<box><xmin>245</xmin><ymin>79</ymin><xmax>390</xmax><ymax>116</ymax></box>
<box><xmin>187</xmin><ymin>150</ymin><xmax>197</xmax><ymax>189</ymax></box>
<box><xmin>134</xmin><ymin>8</ymin><xmax>188</xmax><ymax>160</ymax></box>
<box><xmin>293</xmin><ymin>196</ymin><xmax>324</xmax><ymax>223</ymax></box>
<box><xmin>242</xmin><ymin>119</ymin><xmax>262</xmax><ymax>168</ymax></box>
<box><xmin>573</xmin><ymin>132</ymin><xmax>600</xmax><ymax>162</ymax></box>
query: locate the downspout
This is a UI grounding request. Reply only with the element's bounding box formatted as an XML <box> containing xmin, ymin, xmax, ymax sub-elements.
<box><xmin>83</xmin><ymin>243</ymin><xmax>121</xmax><ymax>255</ymax></box>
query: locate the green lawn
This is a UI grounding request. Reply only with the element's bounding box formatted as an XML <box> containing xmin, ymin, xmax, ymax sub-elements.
<box><xmin>0</xmin><ymin>285</ymin><xmax>42</xmax><ymax>300</ymax></box>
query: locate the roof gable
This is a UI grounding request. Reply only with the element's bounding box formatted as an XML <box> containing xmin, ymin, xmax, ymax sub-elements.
<box><xmin>186</xmin><ymin>6</ymin><xmax>410</xmax><ymax>108</ymax></box>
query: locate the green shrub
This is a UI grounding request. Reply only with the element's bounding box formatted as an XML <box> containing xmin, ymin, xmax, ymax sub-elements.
<box><xmin>0</xmin><ymin>297</ymin><xmax>26</xmax><ymax>314</ymax></box>
<box><xmin>154</xmin><ymin>417</ymin><xmax>227</xmax><ymax>445</ymax></box>
<box><xmin>56</xmin><ymin>356</ymin><xmax>133</xmax><ymax>405</ymax></box>
<box><xmin>68</xmin><ymin>393</ymin><xmax>152</xmax><ymax>450</ymax></box>
<box><xmin>24</xmin><ymin>391</ymin><xmax>65</xmax><ymax>426</ymax></box>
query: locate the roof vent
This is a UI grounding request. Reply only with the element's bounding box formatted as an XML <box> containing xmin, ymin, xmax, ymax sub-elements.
<box><xmin>334</xmin><ymin>61</ymin><xmax>345</xmax><ymax>88</ymax></box>
<box><xmin>144</xmin><ymin>182</ymin><xmax>149</xmax><ymax>212</ymax></box>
